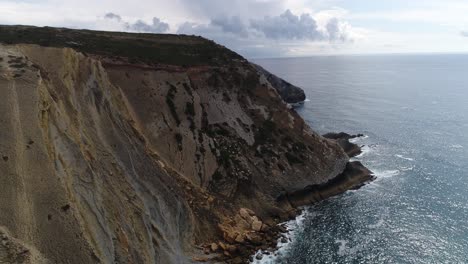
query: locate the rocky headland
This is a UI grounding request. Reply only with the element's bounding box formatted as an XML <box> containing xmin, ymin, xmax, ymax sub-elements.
<box><xmin>0</xmin><ymin>25</ymin><xmax>373</xmax><ymax>264</ymax></box>
<box><xmin>253</xmin><ymin>64</ymin><xmax>306</xmax><ymax>105</ymax></box>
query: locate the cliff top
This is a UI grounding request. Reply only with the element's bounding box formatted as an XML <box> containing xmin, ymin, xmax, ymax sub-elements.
<box><xmin>0</xmin><ymin>25</ymin><xmax>243</xmax><ymax>66</ymax></box>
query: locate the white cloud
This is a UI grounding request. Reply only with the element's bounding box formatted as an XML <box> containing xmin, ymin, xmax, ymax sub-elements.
<box><xmin>1</xmin><ymin>0</ymin><xmax>468</xmax><ymax>56</ymax></box>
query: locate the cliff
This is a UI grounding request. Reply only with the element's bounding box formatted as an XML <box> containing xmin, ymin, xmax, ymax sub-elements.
<box><xmin>253</xmin><ymin>64</ymin><xmax>306</xmax><ymax>104</ymax></box>
<box><xmin>0</xmin><ymin>25</ymin><xmax>372</xmax><ymax>264</ymax></box>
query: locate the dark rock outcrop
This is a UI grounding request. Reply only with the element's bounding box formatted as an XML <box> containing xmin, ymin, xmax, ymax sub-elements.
<box><xmin>277</xmin><ymin>161</ymin><xmax>374</xmax><ymax>208</ymax></box>
<box><xmin>323</xmin><ymin>132</ymin><xmax>365</xmax><ymax>158</ymax></box>
<box><xmin>253</xmin><ymin>63</ymin><xmax>306</xmax><ymax>104</ymax></box>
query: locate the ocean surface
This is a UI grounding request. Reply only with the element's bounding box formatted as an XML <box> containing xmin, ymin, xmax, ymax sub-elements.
<box><xmin>253</xmin><ymin>54</ymin><xmax>468</xmax><ymax>263</ymax></box>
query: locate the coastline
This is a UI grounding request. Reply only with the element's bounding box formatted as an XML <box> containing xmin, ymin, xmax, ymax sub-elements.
<box><xmin>247</xmin><ymin>133</ymin><xmax>375</xmax><ymax>263</ymax></box>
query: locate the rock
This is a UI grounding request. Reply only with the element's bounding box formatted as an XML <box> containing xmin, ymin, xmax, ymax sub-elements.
<box><xmin>192</xmin><ymin>257</ymin><xmax>210</xmax><ymax>262</ymax></box>
<box><xmin>255</xmin><ymin>253</ymin><xmax>264</xmax><ymax>260</ymax></box>
<box><xmin>245</xmin><ymin>208</ymin><xmax>255</xmax><ymax>216</ymax></box>
<box><xmin>253</xmin><ymin>64</ymin><xmax>306</xmax><ymax>104</ymax></box>
<box><xmin>218</xmin><ymin>241</ymin><xmax>227</xmax><ymax>251</ymax></box>
<box><xmin>252</xmin><ymin>220</ymin><xmax>263</xmax><ymax>231</ymax></box>
<box><xmin>234</xmin><ymin>233</ymin><xmax>245</xmax><ymax>243</ymax></box>
<box><xmin>277</xmin><ymin>225</ymin><xmax>287</xmax><ymax>233</ymax></box>
<box><xmin>226</xmin><ymin>244</ymin><xmax>237</xmax><ymax>253</ymax></box>
<box><xmin>223</xmin><ymin>231</ymin><xmax>237</xmax><ymax>244</ymax></box>
<box><xmin>239</xmin><ymin>208</ymin><xmax>251</xmax><ymax>220</ymax></box>
<box><xmin>232</xmin><ymin>257</ymin><xmax>243</xmax><ymax>264</ymax></box>
<box><xmin>245</xmin><ymin>233</ymin><xmax>263</xmax><ymax>245</ymax></box>
<box><xmin>210</xmin><ymin>243</ymin><xmax>219</xmax><ymax>252</ymax></box>
<box><xmin>237</xmin><ymin>218</ymin><xmax>251</xmax><ymax>230</ymax></box>
<box><xmin>0</xmin><ymin>26</ymin><xmax>371</xmax><ymax>264</ymax></box>
<box><xmin>323</xmin><ymin>132</ymin><xmax>364</xmax><ymax>157</ymax></box>
<box><xmin>278</xmin><ymin>161</ymin><xmax>374</xmax><ymax>208</ymax></box>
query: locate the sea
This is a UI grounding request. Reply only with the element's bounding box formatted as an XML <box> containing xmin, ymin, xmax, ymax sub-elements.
<box><xmin>252</xmin><ymin>54</ymin><xmax>468</xmax><ymax>263</ymax></box>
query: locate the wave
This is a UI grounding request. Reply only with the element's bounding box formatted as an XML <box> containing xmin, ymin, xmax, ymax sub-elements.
<box><xmin>395</xmin><ymin>154</ymin><xmax>414</xmax><ymax>161</ymax></box>
<box><xmin>349</xmin><ymin>135</ymin><xmax>369</xmax><ymax>143</ymax></box>
<box><xmin>399</xmin><ymin>166</ymin><xmax>414</xmax><ymax>172</ymax></box>
<box><xmin>355</xmin><ymin>145</ymin><xmax>372</xmax><ymax>158</ymax></box>
<box><xmin>373</xmin><ymin>169</ymin><xmax>400</xmax><ymax>179</ymax></box>
<box><xmin>251</xmin><ymin>211</ymin><xmax>309</xmax><ymax>263</ymax></box>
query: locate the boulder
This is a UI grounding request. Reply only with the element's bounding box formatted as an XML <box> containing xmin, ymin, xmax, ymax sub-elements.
<box><xmin>252</xmin><ymin>220</ymin><xmax>263</xmax><ymax>231</ymax></box>
<box><xmin>234</xmin><ymin>233</ymin><xmax>245</xmax><ymax>243</ymax></box>
<box><xmin>239</xmin><ymin>208</ymin><xmax>251</xmax><ymax>220</ymax></box>
<box><xmin>219</xmin><ymin>241</ymin><xmax>226</xmax><ymax>250</ymax></box>
<box><xmin>210</xmin><ymin>243</ymin><xmax>219</xmax><ymax>252</ymax></box>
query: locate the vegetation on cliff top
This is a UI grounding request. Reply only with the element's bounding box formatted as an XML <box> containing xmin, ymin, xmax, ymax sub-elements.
<box><xmin>0</xmin><ymin>25</ymin><xmax>243</xmax><ymax>66</ymax></box>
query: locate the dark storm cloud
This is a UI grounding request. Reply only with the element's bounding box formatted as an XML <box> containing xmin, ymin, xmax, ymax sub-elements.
<box><xmin>104</xmin><ymin>12</ymin><xmax>122</xmax><ymax>22</ymax></box>
<box><xmin>178</xmin><ymin>9</ymin><xmax>350</xmax><ymax>42</ymax></box>
<box><xmin>211</xmin><ymin>16</ymin><xmax>249</xmax><ymax>37</ymax></box>
<box><xmin>104</xmin><ymin>8</ymin><xmax>352</xmax><ymax>57</ymax></box>
<box><xmin>250</xmin><ymin>10</ymin><xmax>323</xmax><ymax>40</ymax></box>
<box><xmin>104</xmin><ymin>12</ymin><xmax>169</xmax><ymax>33</ymax></box>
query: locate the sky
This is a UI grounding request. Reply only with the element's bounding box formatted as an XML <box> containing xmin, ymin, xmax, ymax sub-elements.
<box><xmin>1</xmin><ymin>0</ymin><xmax>468</xmax><ymax>58</ymax></box>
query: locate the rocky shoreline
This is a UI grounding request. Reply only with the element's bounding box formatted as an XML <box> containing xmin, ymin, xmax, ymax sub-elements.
<box><xmin>196</xmin><ymin>133</ymin><xmax>374</xmax><ymax>263</ymax></box>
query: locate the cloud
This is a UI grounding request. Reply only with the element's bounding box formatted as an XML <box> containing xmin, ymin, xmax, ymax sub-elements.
<box><xmin>104</xmin><ymin>12</ymin><xmax>169</xmax><ymax>33</ymax></box>
<box><xmin>0</xmin><ymin>0</ymin><xmax>363</xmax><ymax>57</ymax></box>
<box><xmin>178</xmin><ymin>9</ymin><xmax>352</xmax><ymax>43</ymax></box>
<box><xmin>211</xmin><ymin>16</ymin><xmax>249</xmax><ymax>37</ymax></box>
<box><xmin>104</xmin><ymin>12</ymin><xmax>122</xmax><ymax>22</ymax></box>
<box><xmin>326</xmin><ymin>18</ymin><xmax>349</xmax><ymax>42</ymax></box>
<box><xmin>251</xmin><ymin>10</ymin><xmax>322</xmax><ymax>40</ymax></box>
<box><xmin>127</xmin><ymin>18</ymin><xmax>170</xmax><ymax>33</ymax></box>
<box><xmin>461</xmin><ymin>31</ymin><xmax>468</xmax><ymax>37</ymax></box>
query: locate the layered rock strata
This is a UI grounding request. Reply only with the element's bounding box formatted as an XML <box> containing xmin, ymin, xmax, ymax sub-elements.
<box><xmin>0</xmin><ymin>26</ymin><xmax>372</xmax><ymax>264</ymax></box>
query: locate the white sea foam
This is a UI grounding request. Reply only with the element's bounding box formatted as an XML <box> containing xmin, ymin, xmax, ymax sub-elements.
<box><xmin>395</xmin><ymin>154</ymin><xmax>414</xmax><ymax>161</ymax></box>
<box><xmin>373</xmin><ymin>169</ymin><xmax>400</xmax><ymax>179</ymax></box>
<box><xmin>336</xmin><ymin>239</ymin><xmax>349</xmax><ymax>256</ymax></box>
<box><xmin>251</xmin><ymin>210</ymin><xmax>309</xmax><ymax>263</ymax></box>
<box><xmin>349</xmin><ymin>135</ymin><xmax>369</xmax><ymax>143</ymax></box>
<box><xmin>304</xmin><ymin>98</ymin><xmax>311</xmax><ymax>102</ymax></box>
<box><xmin>450</xmin><ymin>144</ymin><xmax>464</xmax><ymax>149</ymax></box>
<box><xmin>353</xmin><ymin>145</ymin><xmax>371</xmax><ymax>159</ymax></box>
<box><xmin>400</xmin><ymin>166</ymin><xmax>414</xmax><ymax>172</ymax></box>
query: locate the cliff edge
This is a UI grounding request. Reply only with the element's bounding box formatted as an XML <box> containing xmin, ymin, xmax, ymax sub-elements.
<box><xmin>0</xmin><ymin>25</ymin><xmax>372</xmax><ymax>263</ymax></box>
<box><xmin>253</xmin><ymin>64</ymin><xmax>306</xmax><ymax>104</ymax></box>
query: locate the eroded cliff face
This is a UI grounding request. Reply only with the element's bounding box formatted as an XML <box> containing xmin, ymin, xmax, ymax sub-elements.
<box><xmin>0</xmin><ymin>26</ymin><xmax>368</xmax><ymax>264</ymax></box>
